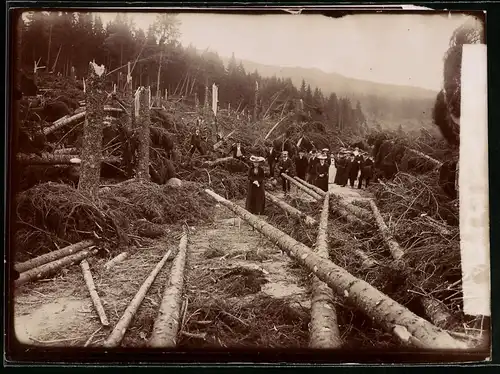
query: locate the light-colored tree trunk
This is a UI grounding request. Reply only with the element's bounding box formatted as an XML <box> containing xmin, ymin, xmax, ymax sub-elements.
<box><xmin>77</xmin><ymin>61</ymin><xmax>107</xmax><ymax>196</ymax></box>
<box><xmin>204</xmin><ymin>189</ymin><xmax>467</xmax><ymax>349</ymax></box>
<box><xmin>265</xmin><ymin>191</ymin><xmax>317</xmax><ymax>227</ymax></box>
<box><xmin>282</xmin><ymin>173</ymin><xmax>323</xmax><ymax>200</ymax></box>
<box><xmin>80</xmin><ymin>259</ymin><xmax>109</xmax><ymax>326</ymax></box>
<box><xmin>15</xmin><ymin>248</ymin><xmax>98</xmax><ymax>287</ymax></box>
<box><xmin>14</xmin><ymin>240</ymin><xmax>94</xmax><ymax>273</ymax></box>
<box><xmin>148</xmin><ymin>234</ymin><xmax>189</xmax><ymax>347</ymax></box>
<box><xmin>104</xmin><ymin>252</ymin><xmax>128</xmax><ymax>271</ymax></box>
<box><xmin>309</xmin><ymin>193</ymin><xmax>343</xmax><ymax>348</ymax></box>
<box><xmin>102</xmin><ymin>248</ymin><xmax>173</xmax><ymax>348</ymax></box>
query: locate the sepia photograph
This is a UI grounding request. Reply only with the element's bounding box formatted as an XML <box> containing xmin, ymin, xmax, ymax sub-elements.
<box><xmin>6</xmin><ymin>7</ymin><xmax>490</xmax><ymax>363</ymax></box>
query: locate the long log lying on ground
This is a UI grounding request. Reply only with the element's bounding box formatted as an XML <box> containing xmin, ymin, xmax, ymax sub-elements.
<box><xmin>309</xmin><ymin>193</ymin><xmax>342</xmax><ymax>348</ymax></box>
<box><xmin>265</xmin><ymin>192</ymin><xmax>317</xmax><ymax>227</ymax></box>
<box><xmin>80</xmin><ymin>259</ymin><xmax>109</xmax><ymax>326</ymax></box>
<box><xmin>368</xmin><ymin>200</ymin><xmax>405</xmax><ymax>260</ymax></box>
<box><xmin>148</xmin><ymin>234</ymin><xmax>189</xmax><ymax>347</ymax></box>
<box><xmin>54</xmin><ymin>147</ymin><xmax>79</xmax><ymax>155</ymax></box>
<box><xmin>17</xmin><ymin>153</ymin><xmax>121</xmax><ymax>166</ymax></box>
<box><xmin>104</xmin><ymin>252</ymin><xmax>128</xmax><ymax>271</ymax></box>
<box><xmin>405</xmin><ymin>147</ymin><xmax>443</xmax><ymax>169</ymax></box>
<box><xmin>282</xmin><ymin>174</ymin><xmax>322</xmax><ymax>200</ymax></box>
<box><xmin>204</xmin><ymin>189</ymin><xmax>466</xmax><ymax>349</ymax></box>
<box><xmin>293</xmin><ymin>176</ymin><xmax>371</xmax><ymax>220</ymax></box>
<box><xmin>293</xmin><ymin>177</ymin><xmax>369</xmax><ymax>227</ymax></box>
<box><xmin>43</xmin><ymin>107</ymin><xmax>124</xmax><ymax>136</ymax></box>
<box><xmin>213</xmin><ymin>129</ymin><xmax>236</xmax><ymax>150</ymax></box>
<box><xmin>102</xmin><ymin>248</ymin><xmax>173</xmax><ymax>348</ymax></box>
<box><xmin>14</xmin><ymin>240</ymin><xmax>94</xmax><ymax>273</ymax></box>
<box><xmin>15</xmin><ymin>248</ymin><xmax>98</xmax><ymax>287</ymax></box>
<box><xmin>368</xmin><ymin>199</ymin><xmax>455</xmax><ymax>330</ymax></box>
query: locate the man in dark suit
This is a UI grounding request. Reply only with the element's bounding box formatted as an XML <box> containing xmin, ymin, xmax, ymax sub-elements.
<box><xmin>267</xmin><ymin>145</ymin><xmax>279</xmax><ymax>178</ymax></box>
<box><xmin>294</xmin><ymin>149</ymin><xmax>309</xmax><ymax>181</ymax></box>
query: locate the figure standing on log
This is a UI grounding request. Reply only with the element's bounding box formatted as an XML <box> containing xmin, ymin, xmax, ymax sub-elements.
<box><xmin>228</xmin><ymin>141</ymin><xmax>245</xmax><ymax>161</ymax></box>
<box><xmin>266</xmin><ymin>144</ymin><xmax>279</xmax><ymax>178</ymax></box>
<box><xmin>189</xmin><ymin>128</ymin><xmax>205</xmax><ymax>159</ymax></box>
<box><xmin>315</xmin><ymin>154</ymin><xmax>329</xmax><ymax>192</ymax></box>
<box><xmin>277</xmin><ymin>151</ymin><xmax>293</xmax><ymax>196</ymax></box>
<box><xmin>294</xmin><ymin>149</ymin><xmax>309</xmax><ymax>181</ymax></box>
<box><xmin>245</xmin><ymin>155</ymin><xmax>266</xmax><ymax>215</ymax></box>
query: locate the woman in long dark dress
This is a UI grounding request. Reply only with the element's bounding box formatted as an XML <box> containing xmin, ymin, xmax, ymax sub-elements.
<box><xmin>315</xmin><ymin>154</ymin><xmax>329</xmax><ymax>192</ymax></box>
<box><xmin>245</xmin><ymin>155</ymin><xmax>266</xmax><ymax>215</ymax></box>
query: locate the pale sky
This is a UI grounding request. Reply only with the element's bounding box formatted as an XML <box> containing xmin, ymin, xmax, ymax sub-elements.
<box><xmin>80</xmin><ymin>12</ymin><xmax>476</xmax><ymax>91</ymax></box>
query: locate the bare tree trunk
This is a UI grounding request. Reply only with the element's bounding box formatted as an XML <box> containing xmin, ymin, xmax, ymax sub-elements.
<box><xmin>78</xmin><ymin>61</ymin><xmax>107</xmax><ymax>196</ymax></box>
<box><xmin>46</xmin><ymin>24</ymin><xmax>52</xmax><ymax>71</ymax></box>
<box><xmin>148</xmin><ymin>234</ymin><xmax>189</xmax><ymax>347</ymax></box>
<box><xmin>253</xmin><ymin>81</ymin><xmax>259</xmax><ymax>121</ymax></box>
<box><xmin>310</xmin><ymin>193</ymin><xmax>342</xmax><ymax>348</ymax></box>
<box><xmin>265</xmin><ymin>192</ymin><xmax>317</xmax><ymax>227</ymax></box>
<box><xmin>282</xmin><ymin>173</ymin><xmax>322</xmax><ymax>200</ymax></box>
<box><xmin>80</xmin><ymin>259</ymin><xmax>109</xmax><ymax>326</ymax></box>
<box><xmin>156</xmin><ymin>50</ymin><xmax>163</xmax><ymax>105</ymax></box>
<box><xmin>135</xmin><ymin>87</ymin><xmax>151</xmax><ymax>180</ymax></box>
<box><xmin>204</xmin><ymin>189</ymin><xmax>466</xmax><ymax>349</ymax></box>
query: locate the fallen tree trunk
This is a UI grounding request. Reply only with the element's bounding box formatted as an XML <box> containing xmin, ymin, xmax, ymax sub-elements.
<box><xmin>15</xmin><ymin>248</ymin><xmax>98</xmax><ymax>287</ymax></box>
<box><xmin>282</xmin><ymin>173</ymin><xmax>322</xmax><ymax>200</ymax></box>
<box><xmin>14</xmin><ymin>240</ymin><xmax>94</xmax><ymax>273</ymax></box>
<box><xmin>405</xmin><ymin>147</ymin><xmax>443</xmax><ymax>169</ymax></box>
<box><xmin>294</xmin><ymin>176</ymin><xmax>326</xmax><ymax>197</ymax></box>
<box><xmin>213</xmin><ymin>129</ymin><xmax>236</xmax><ymax>150</ymax></box>
<box><xmin>368</xmin><ymin>199</ymin><xmax>405</xmax><ymax>261</ymax></box>
<box><xmin>102</xmin><ymin>248</ymin><xmax>173</xmax><ymax>348</ymax></box>
<box><xmin>80</xmin><ymin>259</ymin><xmax>109</xmax><ymax>326</ymax></box>
<box><xmin>17</xmin><ymin>154</ymin><xmax>120</xmax><ymax>166</ymax></box>
<box><xmin>310</xmin><ymin>193</ymin><xmax>342</xmax><ymax>348</ymax></box>
<box><xmin>265</xmin><ymin>191</ymin><xmax>317</xmax><ymax>227</ymax></box>
<box><xmin>54</xmin><ymin>147</ymin><xmax>79</xmax><ymax>155</ymax></box>
<box><xmin>43</xmin><ymin>107</ymin><xmax>124</xmax><ymax>136</ymax></box>
<box><xmin>368</xmin><ymin>199</ymin><xmax>456</xmax><ymax>330</ymax></box>
<box><xmin>204</xmin><ymin>189</ymin><xmax>466</xmax><ymax>349</ymax></box>
<box><xmin>104</xmin><ymin>252</ymin><xmax>128</xmax><ymax>270</ymax></box>
<box><xmin>148</xmin><ymin>234</ymin><xmax>189</xmax><ymax>347</ymax></box>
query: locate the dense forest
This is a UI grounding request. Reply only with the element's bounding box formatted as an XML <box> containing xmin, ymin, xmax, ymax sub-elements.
<box><xmin>19</xmin><ymin>11</ymin><xmax>368</xmax><ymax>136</ymax></box>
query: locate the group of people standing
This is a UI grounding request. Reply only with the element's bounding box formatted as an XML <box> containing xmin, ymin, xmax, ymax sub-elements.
<box><xmin>333</xmin><ymin>147</ymin><xmax>374</xmax><ymax>189</ymax></box>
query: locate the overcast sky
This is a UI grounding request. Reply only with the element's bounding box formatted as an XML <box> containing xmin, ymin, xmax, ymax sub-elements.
<box><xmin>93</xmin><ymin>12</ymin><xmax>472</xmax><ymax>91</ymax></box>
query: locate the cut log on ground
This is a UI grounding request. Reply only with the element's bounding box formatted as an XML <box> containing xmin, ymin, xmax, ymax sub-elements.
<box><xmin>148</xmin><ymin>233</ymin><xmax>189</xmax><ymax>347</ymax></box>
<box><xmin>14</xmin><ymin>240</ymin><xmax>94</xmax><ymax>273</ymax></box>
<box><xmin>213</xmin><ymin>129</ymin><xmax>236</xmax><ymax>150</ymax></box>
<box><xmin>405</xmin><ymin>147</ymin><xmax>443</xmax><ymax>169</ymax></box>
<box><xmin>368</xmin><ymin>199</ymin><xmax>455</xmax><ymax>330</ymax></box>
<box><xmin>368</xmin><ymin>199</ymin><xmax>405</xmax><ymax>261</ymax></box>
<box><xmin>265</xmin><ymin>192</ymin><xmax>317</xmax><ymax>227</ymax></box>
<box><xmin>80</xmin><ymin>259</ymin><xmax>110</xmax><ymax>326</ymax></box>
<box><xmin>15</xmin><ymin>248</ymin><xmax>98</xmax><ymax>287</ymax></box>
<box><xmin>293</xmin><ymin>176</ymin><xmax>326</xmax><ymax>197</ymax></box>
<box><xmin>309</xmin><ymin>193</ymin><xmax>342</xmax><ymax>348</ymax></box>
<box><xmin>102</xmin><ymin>248</ymin><xmax>173</xmax><ymax>348</ymax></box>
<box><xmin>54</xmin><ymin>147</ymin><xmax>79</xmax><ymax>155</ymax></box>
<box><xmin>282</xmin><ymin>174</ymin><xmax>322</xmax><ymax>200</ymax></box>
<box><xmin>204</xmin><ymin>189</ymin><xmax>467</xmax><ymax>349</ymax></box>
<box><xmin>17</xmin><ymin>153</ymin><xmax>82</xmax><ymax>165</ymax></box>
<box><xmin>104</xmin><ymin>252</ymin><xmax>129</xmax><ymax>271</ymax></box>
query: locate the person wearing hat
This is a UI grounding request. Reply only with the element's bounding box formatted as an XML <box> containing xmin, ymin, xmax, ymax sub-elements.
<box><xmin>266</xmin><ymin>145</ymin><xmax>279</xmax><ymax>178</ymax></box>
<box><xmin>358</xmin><ymin>156</ymin><xmax>374</xmax><ymax>189</ymax></box>
<box><xmin>228</xmin><ymin>141</ymin><xmax>245</xmax><ymax>161</ymax></box>
<box><xmin>315</xmin><ymin>154</ymin><xmax>329</xmax><ymax>192</ymax></box>
<box><xmin>321</xmin><ymin>148</ymin><xmax>331</xmax><ymax>167</ymax></box>
<box><xmin>246</xmin><ymin>155</ymin><xmax>266</xmax><ymax>215</ymax></box>
<box><xmin>307</xmin><ymin>149</ymin><xmax>319</xmax><ymax>184</ymax></box>
<box><xmin>277</xmin><ymin>151</ymin><xmax>293</xmax><ymax>195</ymax></box>
<box><xmin>189</xmin><ymin>128</ymin><xmax>205</xmax><ymax>159</ymax></box>
<box><xmin>348</xmin><ymin>151</ymin><xmax>364</xmax><ymax>188</ymax></box>
<box><xmin>294</xmin><ymin>149</ymin><xmax>309</xmax><ymax>181</ymax></box>
<box><xmin>334</xmin><ymin>153</ymin><xmax>347</xmax><ymax>185</ymax></box>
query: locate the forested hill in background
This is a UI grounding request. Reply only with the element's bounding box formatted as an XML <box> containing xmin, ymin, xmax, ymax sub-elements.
<box><xmin>219</xmin><ymin>54</ymin><xmax>439</xmax><ymax>133</ymax></box>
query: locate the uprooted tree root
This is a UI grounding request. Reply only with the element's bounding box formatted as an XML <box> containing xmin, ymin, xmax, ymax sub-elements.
<box><xmin>14</xmin><ymin>180</ymin><xmax>215</xmax><ymax>261</ymax></box>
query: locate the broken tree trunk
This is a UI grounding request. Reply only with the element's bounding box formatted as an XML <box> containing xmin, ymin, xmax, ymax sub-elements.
<box><xmin>15</xmin><ymin>248</ymin><xmax>98</xmax><ymax>287</ymax></box>
<box><xmin>135</xmin><ymin>87</ymin><xmax>151</xmax><ymax>181</ymax></box>
<box><xmin>80</xmin><ymin>259</ymin><xmax>110</xmax><ymax>326</ymax></box>
<box><xmin>102</xmin><ymin>248</ymin><xmax>173</xmax><ymax>348</ymax></box>
<box><xmin>78</xmin><ymin>61</ymin><xmax>107</xmax><ymax>197</ymax></box>
<box><xmin>253</xmin><ymin>81</ymin><xmax>259</xmax><ymax>121</ymax></box>
<box><xmin>54</xmin><ymin>147</ymin><xmax>78</xmax><ymax>155</ymax></box>
<box><xmin>405</xmin><ymin>147</ymin><xmax>443</xmax><ymax>169</ymax></box>
<box><xmin>368</xmin><ymin>199</ymin><xmax>405</xmax><ymax>260</ymax></box>
<box><xmin>14</xmin><ymin>240</ymin><xmax>94</xmax><ymax>273</ymax></box>
<box><xmin>265</xmin><ymin>192</ymin><xmax>317</xmax><ymax>227</ymax></box>
<box><xmin>104</xmin><ymin>252</ymin><xmax>128</xmax><ymax>271</ymax></box>
<box><xmin>368</xmin><ymin>199</ymin><xmax>455</xmax><ymax>330</ymax></box>
<box><xmin>309</xmin><ymin>193</ymin><xmax>342</xmax><ymax>348</ymax></box>
<box><xmin>282</xmin><ymin>174</ymin><xmax>323</xmax><ymax>200</ymax></box>
<box><xmin>213</xmin><ymin>129</ymin><xmax>236</xmax><ymax>151</ymax></box>
<box><xmin>264</xmin><ymin>115</ymin><xmax>289</xmax><ymax>140</ymax></box>
<box><xmin>204</xmin><ymin>189</ymin><xmax>466</xmax><ymax>349</ymax></box>
<box><xmin>17</xmin><ymin>153</ymin><xmax>82</xmax><ymax>165</ymax></box>
<box><xmin>148</xmin><ymin>233</ymin><xmax>189</xmax><ymax>347</ymax></box>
